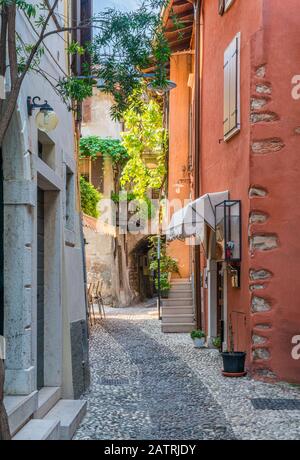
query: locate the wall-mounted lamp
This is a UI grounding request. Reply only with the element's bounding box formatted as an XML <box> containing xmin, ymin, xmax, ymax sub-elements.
<box><xmin>27</xmin><ymin>96</ymin><xmax>59</xmax><ymax>133</ymax></box>
<box><xmin>147</xmin><ymin>80</ymin><xmax>177</xmax><ymax>96</ymax></box>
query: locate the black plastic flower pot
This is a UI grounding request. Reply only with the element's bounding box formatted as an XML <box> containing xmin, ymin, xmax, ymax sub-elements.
<box><xmin>221</xmin><ymin>352</ymin><xmax>246</xmax><ymax>376</ymax></box>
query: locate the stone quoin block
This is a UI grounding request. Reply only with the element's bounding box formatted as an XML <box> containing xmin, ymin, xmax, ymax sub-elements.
<box><xmin>249</xmin><ymin>187</ymin><xmax>268</xmax><ymax>198</ymax></box>
<box><xmin>253</xmin><ymin>348</ymin><xmax>271</xmax><ymax>361</ymax></box>
<box><xmin>250</xmin><ymin>269</ymin><xmax>272</xmax><ymax>281</ymax></box>
<box><xmin>256</xmin><ymin>83</ymin><xmax>272</xmax><ymax>94</ymax></box>
<box><xmin>250</xmin><ymin>284</ymin><xmax>265</xmax><ymax>291</ymax></box>
<box><xmin>252</xmin><ymin>334</ymin><xmax>268</xmax><ymax>345</ymax></box>
<box><xmin>251</xmin><ymin>296</ymin><xmax>272</xmax><ymax>313</ymax></box>
<box><xmin>250</xmin><ymin>112</ymin><xmax>279</xmax><ymax>123</ymax></box>
<box><xmin>251</xmin><ymin>138</ymin><xmax>285</xmax><ymax>154</ymax></box>
<box><xmin>250</xmin><ymin>235</ymin><xmax>279</xmax><ymax>251</ymax></box>
<box><xmin>256</xmin><ymin>66</ymin><xmax>266</xmax><ymax>78</ymax></box>
<box><xmin>249</xmin><ymin>212</ymin><xmax>268</xmax><ymax>224</ymax></box>
<box><xmin>255</xmin><ymin>323</ymin><xmax>272</xmax><ymax>330</ymax></box>
<box><xmin>251</xmin><ymin>98</ymin><xmax>268</xmax><ymax>110</ymax></box>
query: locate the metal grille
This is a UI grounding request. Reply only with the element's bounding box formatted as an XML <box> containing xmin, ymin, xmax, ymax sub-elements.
<box><xmin>100</xmin><ymin>377</ymin><xmax>130</xmax><ymax>386</ymax></box>
<box><xmin>251</xmin><ymin>399</ymin><xmax>300</xmax><ymax>411</ymax></box>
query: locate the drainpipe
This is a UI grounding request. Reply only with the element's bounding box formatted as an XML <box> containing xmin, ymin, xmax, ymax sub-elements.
<box><xmin>193</xmin><ymin>0</ymin><xmax>203</xmax><ymax>330</ymax></box>
<box><xmin>0</xmin><ymin>148</ymin><xmax>3</xmax><ymax>337</ymax></box>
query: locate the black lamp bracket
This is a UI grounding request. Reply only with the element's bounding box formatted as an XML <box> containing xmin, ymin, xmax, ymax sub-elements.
<box><xmin>27</xmin><ymin>96</ymin><xmax>54</xmax><ymax>116</ymax></box>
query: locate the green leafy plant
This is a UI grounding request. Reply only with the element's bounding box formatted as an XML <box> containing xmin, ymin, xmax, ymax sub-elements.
<box><xmin>191</xmin><ymin>330</ymin><xmax>206</xmax><ymax>340</ymax></box>
<box><xmin>80</xmin><ymin>136</ymin><xmax>129</xmax><ymax>166</ymax></box>
<box><xmin>120</xmin><ymin>91</ymin><xmax>167</xmax><ymax>201</ymax></box>
<box><xmin>155</xmin><ymin>272</ymin><xmax>171</xmax><ymax>293</ymax></box>
<box><xmin>80</xmin><ymin>176</ymin><xmax>101</xmax><ymax>218</ymax></box>
<box><xmin>148</xmin><ymin>236</ymin><xmax>180</xmax><ymax>293</ymax></box>
<box><xmin>212</xmin><ymin>336</ymin><xmax>222</xmax><ymax>350</ymax></box>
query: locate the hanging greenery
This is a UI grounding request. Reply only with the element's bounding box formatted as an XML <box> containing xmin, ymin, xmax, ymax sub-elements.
<box><xmin>80</xmin><ymin>176</ymin><xmax>101</xmax><ymax>218</ymax></box>
<box><xmin>79</xmin><ymin>136</ymin><xmax>129</xmax><ymax>166</ymax></box>
<box><xmin>120</xmin><ymin>90</ymin><xmax>167</xmax><ymax>201</ymax></box>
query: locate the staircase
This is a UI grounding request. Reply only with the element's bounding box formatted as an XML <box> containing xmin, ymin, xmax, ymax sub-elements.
<box><xmin>161</xmin><ymin>279</ymin><xmax>195</xmax><ymax>333</ymax></box>
<box><xmin>4</xmin><ymin>387</ymin><xmax>86</xmax><ymax>441</ymax></box>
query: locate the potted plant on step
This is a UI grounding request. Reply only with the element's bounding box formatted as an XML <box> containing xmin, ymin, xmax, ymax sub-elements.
<box><xmin>191</xmin><ymin>330</ymin><xmax>206</xmax><ymax>349</ymax></box>
<box><xmin>221</xmin><ymin>320</ymin><xmax>247</xmax><ymax>377</ymax></box>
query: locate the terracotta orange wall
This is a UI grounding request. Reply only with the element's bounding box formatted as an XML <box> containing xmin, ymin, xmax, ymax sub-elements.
<box><xmin>248</xmin><ymin>0</ymin><xmax>300</xmax><ymax>383</ymax></box>
<box><xmin>168</xmin><ymin>53</ymin><xmax>192</xmax><ymax>279</ymax></box>
<box><xmin>201</xmin><ymin>0</ymin><xmax>262</xmax><ymax>364</ymax></box>
<box><xmin>200</xmin><ymin>0</ymin><xmax>300</xmax><ymax>383</ymax></box>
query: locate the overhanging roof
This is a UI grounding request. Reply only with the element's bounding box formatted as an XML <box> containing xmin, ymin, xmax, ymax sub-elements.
<box><xmin>163</xmin><ymin>0</ymin><xmax>195</xmax><ymax>53</ymax></box>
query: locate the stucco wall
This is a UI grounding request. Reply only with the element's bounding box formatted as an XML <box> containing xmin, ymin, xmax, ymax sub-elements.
<box><xmin>168</xmin><ymin>53</ymin><xmax>192</xmax><ymax>279</ymax></box>
<box><xmin>200</xmin><ymin>0</ymin><xmax>300</xmax><ymax>383</ymax></box>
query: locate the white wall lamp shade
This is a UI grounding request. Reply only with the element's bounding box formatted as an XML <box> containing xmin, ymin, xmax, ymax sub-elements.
<box><xmin>35</xmin><ymin>109</ymin><xmax>59</xmax><ymax>133</ymax></box>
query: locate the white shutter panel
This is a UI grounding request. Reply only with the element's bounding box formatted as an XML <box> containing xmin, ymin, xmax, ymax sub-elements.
<box><xmin>223</xmin><ymin>46</ymin><xmax>230</xmax><ymax>137</ymax></box>
<box><xmin>229</xmin><ymin>36</ymin><xmax>238</xmax><ymax>132</ymax></box>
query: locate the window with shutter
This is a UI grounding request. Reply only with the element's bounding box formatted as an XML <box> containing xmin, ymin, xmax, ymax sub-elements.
<box><xmin>225</xmin><ymin>0</ymin><xmax>235</xmax><ymax>12</ymax></box>
<box><xmin>223</xmin><ymin>33</ymin><xmax>240</xmax><ymax>141</ymax></box>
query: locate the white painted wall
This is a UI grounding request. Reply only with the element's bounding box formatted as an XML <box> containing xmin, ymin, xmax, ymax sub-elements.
<box><xmin>3</xmin><ymin>1</ymin><xmax>87</xmax><ymax>397</ymax></box>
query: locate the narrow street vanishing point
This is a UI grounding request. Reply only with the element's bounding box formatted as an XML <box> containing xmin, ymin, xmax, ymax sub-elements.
<box><xmin>74</xmin><ymin>305</ymin><xmax>300</xmax><ymax>441</ymax></box>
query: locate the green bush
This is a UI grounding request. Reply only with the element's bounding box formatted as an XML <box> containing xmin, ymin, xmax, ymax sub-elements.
<box><xmin>80</xmin><ymin>176</ymin><xmax>101</xmax><ymax>218</ymax></box>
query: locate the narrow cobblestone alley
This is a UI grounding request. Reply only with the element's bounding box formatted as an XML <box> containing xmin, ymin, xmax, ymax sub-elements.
<box><xmin>74</xmin><ymin>305</ymin><xmax>300</xmax><ymax>441</ymax></box>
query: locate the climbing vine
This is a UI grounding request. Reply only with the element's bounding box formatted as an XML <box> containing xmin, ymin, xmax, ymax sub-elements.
<box><xmin>120</xmin><ymin>91</ymin><xmax>167</xmax><ymax>201</ymax></box>
<box><xmin>80</xmin><ymin>136</ymin><xmax>129</xmax><ymax>166</ymax></box>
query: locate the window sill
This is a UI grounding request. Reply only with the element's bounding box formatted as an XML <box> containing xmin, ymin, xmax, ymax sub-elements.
<box><xmin>224</xmin><ymin>125</ymin><xmax>240</xmax><ymax>142</ymax></box>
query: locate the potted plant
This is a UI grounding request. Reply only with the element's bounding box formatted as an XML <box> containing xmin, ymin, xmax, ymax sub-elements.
<box><xmin>221</xmin><ymin>320</ymin><xmax>247</xmax><ymax>377</ymax></box>
<box><xmin>156</xmin><ymin>273</ymin><xmax>171</xmax><ymax>298</ymax></box>
<box><xmin>212</xmin><ymin>336</ymin><xmax>222</xmax><ymax>352</ymax></box>
<box><xmin>191</xmin><ymin>330</ymin><xmax>206</xmax><ymax>348</ymax></box>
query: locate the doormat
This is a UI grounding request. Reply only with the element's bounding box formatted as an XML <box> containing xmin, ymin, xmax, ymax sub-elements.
<box><xmin>251</xmin><ymin>398</ymin><xmax>300</xmax><ymax>410</ymax></box>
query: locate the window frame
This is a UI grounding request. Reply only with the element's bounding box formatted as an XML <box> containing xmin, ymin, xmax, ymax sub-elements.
<box><xmin>223</xmin><ymin>32</ymin><xmax>241</xmax><ymax>142</ymax></box>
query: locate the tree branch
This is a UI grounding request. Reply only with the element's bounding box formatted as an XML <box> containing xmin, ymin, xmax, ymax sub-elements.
<box><xmin>7</xmin><ymin>4</ymin><xmax>17</xmax><ymax>84</ymax></box>
<box><xmin>0</xmin><ymin>5</ymin><xmax>8</xmax><ymax>116</ymax></box>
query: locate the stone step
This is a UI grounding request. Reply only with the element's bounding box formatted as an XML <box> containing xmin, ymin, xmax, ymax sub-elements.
<box><xmin>4</xmin><ymin>391</ymin><xmax>38</xmax><ymax>437</ymax></box>
<box><xmin>162</xmin><ymin>306</ymin><xmax>194</xmax><ymax>315</ymax></box>
<box><xmin>170</xmin><ymin>286</ymin><xmax>192</xmax><ymax>293</ymax></box>
<box><xmin>13</xmin><ymin>419</ymin><xmax>60</xmax><ymax>441</ymax></box>
<box><xmin>44</xmin><ymin>399</ymin><xmax>87</xmax><ymax>440</ymax></box>
<box><xmin>168</xmin><ymin>291</ymin><xmax>192</xmax><ymax>299</ymax></box>
<box><xmin>171</xmin><ymin>278</ymin><xmax>190</xmax><ymax>283</ymax></box>
<box><xmin>34</xmin><ymin>387</ymin><xmax>61</xmax><ymax>419</ymax></box>
<box><xmin>162</xmin><ymin>314</ymin><xmax>195</xmax><ymax>324</ymax></box>
<box><xmin>162</xmin><ymin>323</ymin><xmax>195</xmax><ymax>333</ymax></box>
<box><xmin>162</xmin><ymin>298</ymin><xmax>193</xmax><ymax>307</ymax></box>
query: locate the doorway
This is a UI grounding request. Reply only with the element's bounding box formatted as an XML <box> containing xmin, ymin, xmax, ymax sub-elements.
<box><xmin>37</xmin><ymin>187</ymin><xmax>45</xmax><ymax>390</ymax></box>
<box><xmin>217</xmin><ymin>262</ymin><xmax>225</xmax><ymax>345</ymax></box>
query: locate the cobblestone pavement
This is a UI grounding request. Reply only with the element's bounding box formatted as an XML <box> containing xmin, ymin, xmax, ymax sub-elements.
<box><xmin>74</xmin><ymin>304</ymin><xmax>300</xmax><ymax>440</ymax></box>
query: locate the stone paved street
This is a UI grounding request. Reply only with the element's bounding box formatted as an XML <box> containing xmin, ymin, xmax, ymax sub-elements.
<box><xmin>74</xmin><ymin>304</ymin><xmax>300</xmax><ymax>440</ymax></box>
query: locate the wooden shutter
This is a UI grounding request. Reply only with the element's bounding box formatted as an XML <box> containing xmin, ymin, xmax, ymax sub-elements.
<box><xmin>224</xmin><ymin>34</ymin><xmax>240</xmax><ymax>139</ymax></box>
<box><xmin>223</xmin><ymin>47</ymin><xmax>231</xmax><ymax>136</ymax></box>
<box><xmin>229</xmin><ymin>36</ymin><xmax>238</xmax><ymax>132</ymax></box>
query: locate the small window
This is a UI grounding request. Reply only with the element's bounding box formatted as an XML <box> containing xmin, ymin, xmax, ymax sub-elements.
<box><xmin>65</xmin><ymin>166</ymin><xmax>75</xmax><ymax>231</ymax></box>
<box><xmin>223</xmin><ymin>33</ymin><xmax>240</xmax><ymax>141</ymax></box>
<box><xmin>38</xmin><ymin>131</ymin><xmax>56</xmax><ymax>169</ymax></box>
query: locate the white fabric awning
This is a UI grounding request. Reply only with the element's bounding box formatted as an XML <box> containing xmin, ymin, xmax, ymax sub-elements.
<box><xmin>166</xmin><ymin>191</ymin><xmax>229</xmax><ymax>241</ymax></box>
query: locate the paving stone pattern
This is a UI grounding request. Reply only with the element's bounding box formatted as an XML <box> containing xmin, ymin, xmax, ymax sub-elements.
<box><xmin>74</xmin><ymin>305</ymin><xmax>300</xmax><ymax>440</ymax></box>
